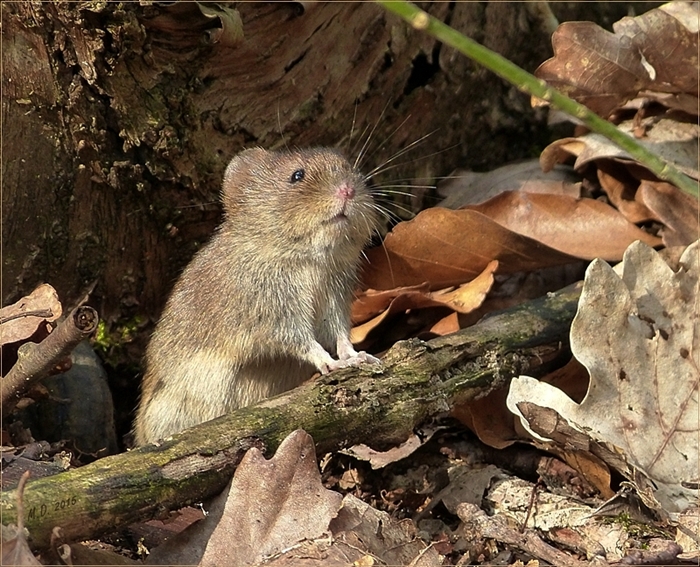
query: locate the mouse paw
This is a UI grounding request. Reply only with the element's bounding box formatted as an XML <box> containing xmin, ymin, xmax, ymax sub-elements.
<box><xmin>352</xmin><ymin>351</ymin><xmax>382</xmax><ymax>366</ymax></box>
<box><xmin>330</xmin><ymin>351</ymin><xmax>381</xmax><ymax>370</ymax></box>
<box><xmin>336</xmin><ymin>337</ymin><xmax>381</xmax><ymax>365</ymax></box>
<box><xmin>324</xmin><ymin>358</ymin><xmax>353</xmax><ymax>373</ymax></box>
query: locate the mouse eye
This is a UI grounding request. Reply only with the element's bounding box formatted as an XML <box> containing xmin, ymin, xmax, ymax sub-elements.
<box><xmin>290</xmin><ymin>169</ymin><xmax>305</xmax><ymax>183</ymax></box>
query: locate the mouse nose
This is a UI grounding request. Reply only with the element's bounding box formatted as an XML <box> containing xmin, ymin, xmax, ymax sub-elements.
<box><xmin>337</xmin><ymin>183</ymin><xmax>355</xmax><ymax>200</ymax></box>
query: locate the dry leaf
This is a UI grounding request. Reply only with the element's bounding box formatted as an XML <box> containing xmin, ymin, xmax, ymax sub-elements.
<box><xmin>330</xmin><ymin>494</ymin><xmax>442</xmax><ymax>566</ymax></box>
<box><xmin>675</xmin><ymin>508</ymin><xmax>700</xmax><ymax>555</ymax></box>
<box><xmin>558</xmin><ymin>450</ymin><xmax>614</xmax><ymax>500</ymax></box>
<box><xmin>199</xmin><ymin>430</ymin><xmax>342</xmax><ymax>566</ymax></box>
<box><xmin>537</xmin><ymin>454</ymin><xmax>609</xmax><ymax>500</ymax></box>
<box><xmin>507</xmin><ymin>240</ymin><xmax>700</xmax><ymax>515</ymax></box>
<box><xmin>0</xmin><ymin>528</ymin><xmax>42</xmax><ymax>567</ymax></box>
<box><xmin>597</xmin><ymin>165</ymin><xmax>655</xmax><ymax>224</ymax></box>
<box><xmin>362</xmin><ymin>208</ymin><xmax>577</xmax><ymax>291</ymax></box>
<box><xmin>437</xmin><ymin>161</ymin><xmax>581</xmax><ymax>209</ymax></box>
<box><xmin>539</xmin><ymin>138</ymin><xmax>586</xmax><ymax>173</ymax></box>
<box><xmin>351</xmin><ymin>261</ymin><xmax>497</xmax><ymax>343</ymax></box>
<box><xmin>452</xmin><ymin>388</ymin><xmax>519</xmax><ymax>450</ymax></box>
<box><xmin>195</xmin><ymin>2</ymin><xmax>244</xmax><ymax>47</ymax></box>
<box><xmin>541</xmin><ymin>117</ymin><xmax>699</xmax><ymax>180</ymax></box>
<box><xmin>0</xmin><ymin>284</ymin><xmax>62</xmax><ymax>346</ymax></box>
<box><xmin>638</xmin><ymin>180</ymin><xmax>700</xmax><ymax>246</ymax></box>
<box><xmin>1</xmin><ymin>471</ymin><xmax>41</xmax><ymax>566</ymax></box>
<box><xmin>466</xmin><ymin>191</ymin><xmax>661</xmax><ymax>261</ymax></box>
<box><xmin>539</xmin><ymin>111</ymin><xmax>697</xmax><ymax>255</ymax></box>
<box><xmin>430</xmin><ymin>261</ymin><xmax>498</xmax><ymax>312</ymax></box>
<box><xmin>341</xmin><ymin>425</ymin><xmax>443</xmax><ymax>469</ymax></box>
<box><xmin>450</xmin><ymin>358</ymin><xmax>592</xmax><ymax>452</ymax></box>
<box><xmin>487</xmin><ymin>478</ymin><xmax>627</xmax><ymax>561</ymax></box>
<box><xmin>437</xmin><ymin>464</ymin><xmax>505</xmax><ymax>514</ymax></box>
<box><xmin>536</xmin><ymin>3</ymin><xmax>700</xmax><ymax>118</ymax></box>
<box><xmin>428</xmin><ymin>312</ymin><xmax>460</xmax><ymax>336</ymax></box>
<box><xmin>351</xmin><ymin>283</ymin><xmax>431</xmax><ymax>324</ymax></box>
<box><xmin>148</xmin><ymin>431</ymin><xmax>345</xmax><ymax>565</ymax></box>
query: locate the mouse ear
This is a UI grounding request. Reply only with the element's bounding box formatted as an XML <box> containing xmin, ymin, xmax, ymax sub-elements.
<box><xmin>221</xmin><ymin>147</ymin><xmax>267</xmax><ymax>213</ymax></box>
<box><xmin>224</xmin><ymin>147</ymin><xmax>266</xmax><ymax>183</ymax></box>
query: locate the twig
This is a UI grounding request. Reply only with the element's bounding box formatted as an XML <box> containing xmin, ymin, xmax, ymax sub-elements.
<box><xmin>16</xmin><ymin>470</ymin><xmax>31</xmax><ymax>534</ymax></box>
<box><xmin>375</xmin><ymin>1</ymin><xmax>698</xmax><ymax>199</ymax></box>
<box><xmin>1</xmin><ymin>306</ymin><xmax>99</xmax><ymax>412</ymax></box>
<box><xmin>521</xmin><ymin>481</ymin><xmax>543</xmax><ymax>533</ymax></box>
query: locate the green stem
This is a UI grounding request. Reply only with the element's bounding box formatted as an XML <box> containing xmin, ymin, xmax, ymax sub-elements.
<box><xmin>377</xmin><ymin>1</ymin><xmax>699</xmax><ymax>199</ymax></box>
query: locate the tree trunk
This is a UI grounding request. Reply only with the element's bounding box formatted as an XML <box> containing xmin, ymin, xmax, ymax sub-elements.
<box><xmin>0</xmin><ymin>283</ymin><xmax>581</xmax><ymax>549</ymax></box>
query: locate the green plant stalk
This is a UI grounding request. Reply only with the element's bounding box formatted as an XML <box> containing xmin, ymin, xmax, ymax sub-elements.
<box><xmin>377</xmin><ymin>1</ymin><xmax>699</xmax><ymax>199</ymax></box>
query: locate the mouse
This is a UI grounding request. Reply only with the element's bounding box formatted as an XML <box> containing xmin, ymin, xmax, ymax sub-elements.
<box><xmin>133</xmin><ymin>147</ymin><xmax>382</xmax><ymax>445</ymax></box>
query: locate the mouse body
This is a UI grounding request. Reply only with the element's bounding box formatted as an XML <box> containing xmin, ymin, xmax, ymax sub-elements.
<box><xmin>134</xmin><ymin>147</ymin><xmax>380</xmax><ymax>445</ymax></box>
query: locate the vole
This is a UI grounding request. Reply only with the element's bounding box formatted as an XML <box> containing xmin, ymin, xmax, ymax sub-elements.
<box><xmin>134</xmin><ymin>147</ymin><xmax>381</xmax><ymax>445</ymax></box>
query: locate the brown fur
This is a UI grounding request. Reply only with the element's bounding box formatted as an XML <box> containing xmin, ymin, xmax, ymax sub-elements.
<box><xmin>133</xmin><ymin>148</ymin><xmax>380</xmax><ymax>445</ymax></box>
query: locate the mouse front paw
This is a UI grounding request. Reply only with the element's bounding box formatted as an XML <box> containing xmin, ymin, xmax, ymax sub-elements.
<box><xmin>329</xmin><ymin>351</ymin><xmax>381</xmax><ymax>371</ymax></box>
<box><xmin>352</xmin><ymin>351</ymin><xmax>382</xmax><ymax>366</ymax></box>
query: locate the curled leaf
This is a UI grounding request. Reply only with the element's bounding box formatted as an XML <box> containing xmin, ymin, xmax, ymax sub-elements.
<box><xmin>362</xmin><ymin>208</ymin><xmax>576</xmax><ymax>291</ymax></box>
<box><xmin>508</xmin><ymin>240</ymin><xmax>700</xmax><ymax>515</ymax></box>
<box><xmin>536</xmin><ymin>3</ymin><xmax>700</xmax><ymax>117</ymax></box>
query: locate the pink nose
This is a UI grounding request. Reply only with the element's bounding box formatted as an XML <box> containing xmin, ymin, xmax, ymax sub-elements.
<box><xmin>337</xmin><ymin>183</ymin><xmax>355</xmax><ymax>200</ymax></box>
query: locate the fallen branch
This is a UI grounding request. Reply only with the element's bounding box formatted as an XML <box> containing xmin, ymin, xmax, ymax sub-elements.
<box><xmin>1</xmin><ymin>307</ymin><xmax>99</xmax><ymax>412</ymax></box>
<box><xmin>0</xmin><ymin>284</ymin><xmax>582</xmax><ymax>549</ymax></box>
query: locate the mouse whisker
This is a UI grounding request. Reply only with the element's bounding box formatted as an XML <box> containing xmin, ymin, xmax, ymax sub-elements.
<box><xmin>353</xmin><ymin>99</ymin><xmax>393</xmax><ymax>170</ymax></box>
<box><xmin>378</xmin><ymin>203</ymin><xmax>415</xmax><ymax>222</ymax></box>
<box><xmin>174</xmin><ymin>200</ymin><xmax>220</xmax><ymax>211</ymax></box>
<box><xmin>366</xmin><ymin>229</ymin><xmax>396</xmax><ymax>289</ymax></box>
<box><xmin>368</xmin><ymin>140</ymin><xmax>458</xmax><ymax>186</ymax></box>
<box><xmin>372</xmin><ymin>191</ymin><xmax>417</xmax><ymax>200</ymax></box>
<box><xmin>374</xmin><ymin>176</ymin><xmax>434</xmax><ymax>183</ymax></box>
<box><xmin>372</xmin><ymin>186</ymin><xmax>431</xmax><ymax>195</ymax></box>
<box><xmin>364</xmin><ymin>130</ymin><xmax>437</xmax><ymax>180</ymax></box>
<box><xmin>357</xmin><ymin>113</ymin><xmax>415</xmax><ymax>172</ymax></box>
<box><xmin>368</xmin><ymin>200</ymin><xmax>409</xmax><ymax>225</ymax></box>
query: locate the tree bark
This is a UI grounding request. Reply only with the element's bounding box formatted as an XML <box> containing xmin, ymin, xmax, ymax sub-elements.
<box><xmin>0</xmin><ymin>283</ymin><xmax>581</xmax><ymax>549</ymax></box>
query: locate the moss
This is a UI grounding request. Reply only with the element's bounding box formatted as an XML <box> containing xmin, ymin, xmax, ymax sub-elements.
<box><xmin>93</xmin><ymin>315</ymin><xmax>146</xmax><ymax>364</ymax></box>
<box><xmin>601</xmin><ymin>512</ymin><xmax>672</xmax><ymax>540</ymax></box>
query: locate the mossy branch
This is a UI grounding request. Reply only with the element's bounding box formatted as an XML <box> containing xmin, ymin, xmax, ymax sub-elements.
<box><xmin>377</xmin><ymin>1</ymin><xmax>699</xmax><ymax>199</ymax></box>
<box><xmin>0</xmin><ymin>284</ymin><xmax>581</xmax><ymax>549</ymax></box>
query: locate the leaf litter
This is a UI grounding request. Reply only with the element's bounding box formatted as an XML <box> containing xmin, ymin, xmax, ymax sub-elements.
<box><xmin>146</xmin><ymin>430</ymin><xmax>442</xmax><ymax>566</ymax></box>
<box><xmin>333</xmin><ymin>3</ymin><xmax>700</xmax><ymax>563</ymax></box>
<box><xmin>0</xmin><ymin>283</ymin><xmax>62</xmax><ymax>347</ymax></box>
<box><xmin>356</xmin><ymin>1</ymin><xmax>699</xmax><ymax>343</ymax></box>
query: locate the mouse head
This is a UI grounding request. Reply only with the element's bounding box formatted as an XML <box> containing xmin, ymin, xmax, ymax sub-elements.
<box><xmin>221</xmin><ymin>147</ymin><xmax>379</xmax><ymax>256</ymax></box>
